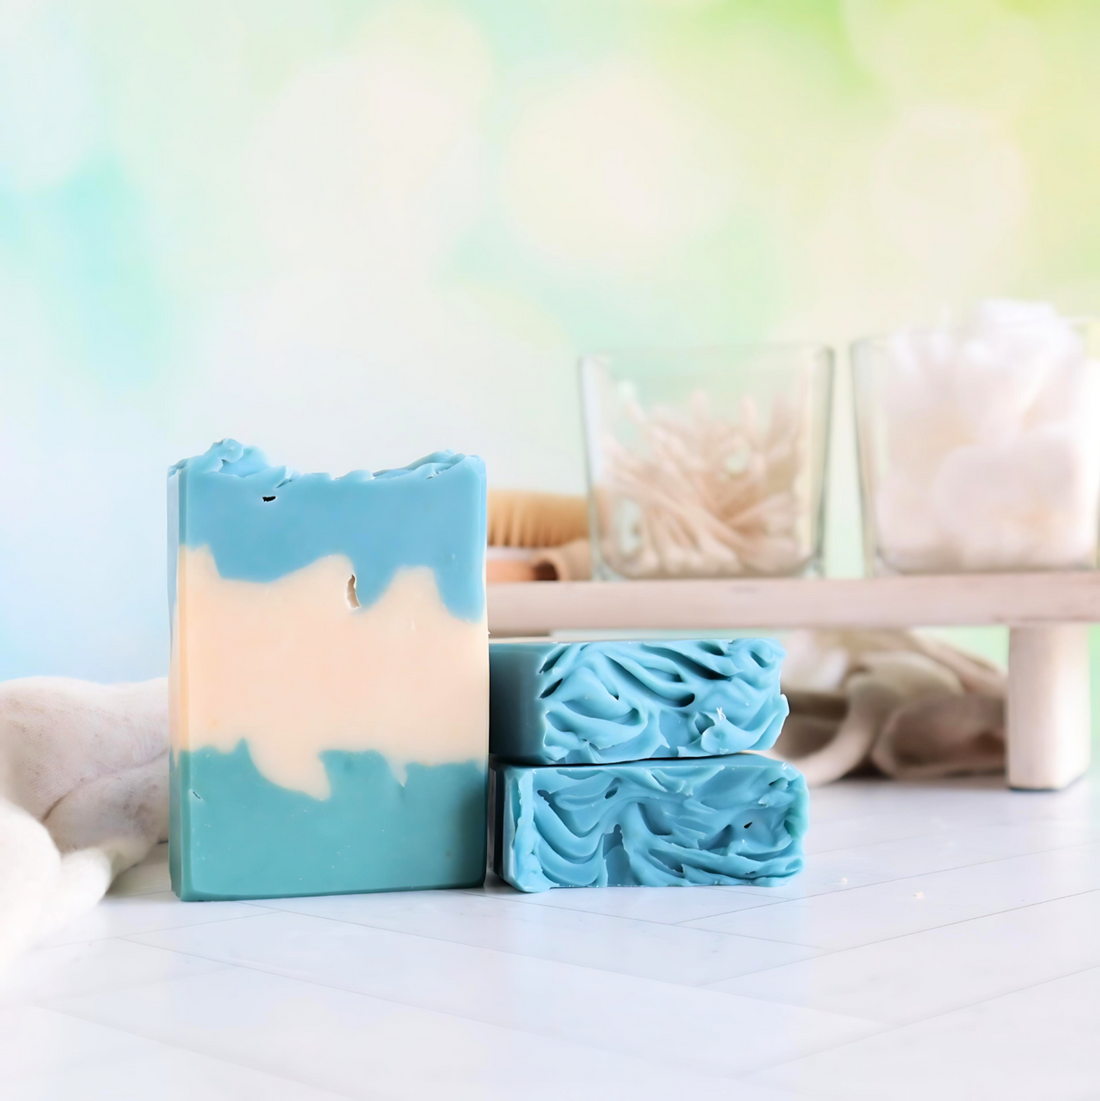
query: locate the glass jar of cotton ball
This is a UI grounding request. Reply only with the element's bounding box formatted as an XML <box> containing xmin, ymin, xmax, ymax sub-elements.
<box><xmin>852</xmin><ymin>301</ymin><xmax>1100</xmax><ymax>574</ymax></box>
<box><xmin>579</xmin><ymin>345</ymin><xmax>834</xmax><ymax>580</ymax></box>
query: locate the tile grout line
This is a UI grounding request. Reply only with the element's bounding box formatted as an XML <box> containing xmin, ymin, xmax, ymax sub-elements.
<box><xmin>738</xmin><ymin>957</ymin><xmax>1100</xmax><ymax>1083</ymax></box>
<box><xmin>122</xmin><ymin>906</ymin><xmax>873</xmax><ymax>1018</ymax></box>
<box><xmin>801</xmin><ymin>809</ymin><xmax>1100</xmax><ymax>858</ymax></box>
<box><xmin>676</xmin><ymin>835</ymin><xmax>1100</xmax><ymax>932</ymax></box>
<box><xmin>234</xmin><ymin>898</ymin><xmax>832</xmax><ymax>985</ymax></box>
<box><xmin>810</xmin><ymin>821</ymin><xmax>1100</xmax><ymax>858</ymax></box>
<box><xmin>38</xmin><ymin>906</ymin><xmax>285</xmax><ymax>952</ymax></box>
<box><xmin>38</xmin><ymin>999</ymin><xmax>365</xmax><ymax>1101</ymax></box>
<box><xmin>467</xmin><ymin>883</ymin><xmax>793</xmax><ymax>929</ymax></box>
<box><xmin>697</xmin><ymin>886</ymin><xmax>1100</xmax><ymax>991</ymax></box>
<box><xmin>688</xmin><ymin>882</ymin><xmax>1100</xmax><ymax>954</ymax></box>
<box><xmin>20</xmin><ymin>939</ymin><xmax>239</xmax><ymax>1009</ymax></box>
<box><xmin>72</xmin><ymin>935</ymin><xmax>766</xmax><ymax>1086</ymax></box>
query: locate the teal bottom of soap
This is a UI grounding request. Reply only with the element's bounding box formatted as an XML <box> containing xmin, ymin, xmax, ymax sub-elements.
<box><xmin>491</xmin><ymin>755</ymin><xmax>807</xmax><ymax>893</ymax></box>
<box><xmin>171</xmin><ymin>743</ymin><xmax>487</xmax><ymax>901</ymax></box>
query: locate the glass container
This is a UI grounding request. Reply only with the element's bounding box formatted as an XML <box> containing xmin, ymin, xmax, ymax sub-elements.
<box><xmin>580</xmin><ymin>345</ymin><xmax>834</xmax><ymax>581</ymax></box>
<box><xmin>852</xmin><ymin>314</ymin><xmax>1100</xmax><ymax>575</ymax></box>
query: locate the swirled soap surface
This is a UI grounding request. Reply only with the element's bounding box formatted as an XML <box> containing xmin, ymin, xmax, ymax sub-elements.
<box><xmin>489</xmin><ymin>638</ymin><xmax>788</xmax><ymax>765</ymax></box>
<box><xmin>491</xmin><ymin>754</ymin><xmax>807</xmax><ymax>893</ymax></box>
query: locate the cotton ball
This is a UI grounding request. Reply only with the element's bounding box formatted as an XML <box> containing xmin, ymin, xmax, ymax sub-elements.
<box><xmin>950</xmin><ymin>301</ymin><xmax>1084</xmax><ymax>445</ymax></box>
<box><xmin>1027</xmin><ymin>336</ymin><xmax>1100</xmax><ymax>432</ymax></box>
<box><xmin>872</xmin><ymin>300</ymin><xmax>1100</xmax><ymax>572</ymax></box>
<box><xmin>930</xmin><ymin>425</ymin><xmax>1100</xmax><ymax>570</ymax></box>
<box><xmin>875</xmin><ymin>472</ymin><xmax>948</xmax><ymax>573</ymax></box>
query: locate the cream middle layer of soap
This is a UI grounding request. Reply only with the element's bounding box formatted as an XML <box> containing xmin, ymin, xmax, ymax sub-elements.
<box><xmin>172</xmin><ymin>544</ymin><xmax>488</xmax><ymax>799</ymax></box>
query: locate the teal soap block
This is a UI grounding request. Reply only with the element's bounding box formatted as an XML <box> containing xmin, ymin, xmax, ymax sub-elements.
<box><xmin>489</xmin><ymin>638</ymin><xmax>788</xmax><ymax>765</ymax></box>
<box><xmin>490</xmin><ymin>754</ymin><xmax>807</xmax><ymax>892</ymax></box>
<box><xmin>168</xmin><ymin>440</ymin><xmax>489</xmax><ymax>901</ymax></box>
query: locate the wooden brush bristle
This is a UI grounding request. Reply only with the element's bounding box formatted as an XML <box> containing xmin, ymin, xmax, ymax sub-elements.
<box><xmin>487</xmin><ymin>490</ymin><xmax>589</xmax><ymax>548</ymax></box>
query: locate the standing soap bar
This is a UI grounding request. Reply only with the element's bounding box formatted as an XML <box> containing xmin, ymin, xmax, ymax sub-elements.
<box><xmin>168</xmin><ymin>440</ymin><xmax>488</xmax><ymax>901</ymax></box>
<box><xmin>489</xmin><ymin>638</ymin><xmax>788</xmax><ymax>764</ymax></box>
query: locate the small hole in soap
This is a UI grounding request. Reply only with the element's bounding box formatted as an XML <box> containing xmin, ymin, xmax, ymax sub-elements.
<box><xmin>743</xmin><ymin>821</ymin><xmax>753</xmax><ymax>829</ymax></box>
<box><xmin>346</xmin><ymin>574</ymin><xmax>360</xmax><ymax>609</ymax></box>
<box><xmin>262</xmin><ymin>495</ymin><xmax>276</xmax><ymax>502</ymax></box>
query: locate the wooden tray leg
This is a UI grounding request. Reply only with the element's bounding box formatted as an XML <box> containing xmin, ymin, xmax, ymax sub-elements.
<box><xmin>1007</xmin><ymin>624</ymin><xmax>1091</xmax><ymax>790</ymax></box>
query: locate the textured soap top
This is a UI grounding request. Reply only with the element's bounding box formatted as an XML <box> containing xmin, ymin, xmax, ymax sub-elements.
<box><xmin>491</xmin><ymin>755</ymin><xmax>806</xmax><ymax>892</ymax></box>
<box><xmin>169</xmin><ymin>439</ymin><xmax>486</xmax><ymax>620</ymax></box>
<box><xmin>489</xmin><ymin>638</ymin><xmax>788</xmax><ymax>764</ymax></box>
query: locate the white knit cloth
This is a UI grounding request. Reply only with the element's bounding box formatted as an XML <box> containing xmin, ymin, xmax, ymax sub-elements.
<box><xmin>0</xmin><ymin>678</ymin><xmax>168</xmax><ymax>973</ymax></box>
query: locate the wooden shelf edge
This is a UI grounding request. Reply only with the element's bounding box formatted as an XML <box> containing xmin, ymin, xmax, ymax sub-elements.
<box><xmin>487</xmin><ymin>572</ymin><xmax>1100</xmax><ymax>635</ymax></box>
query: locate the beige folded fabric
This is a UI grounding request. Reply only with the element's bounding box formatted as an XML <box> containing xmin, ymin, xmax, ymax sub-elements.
<box><xmin>771</xmin><ymin>630</ymin><xmax>1006</xmax><ymax>786</ymax></box>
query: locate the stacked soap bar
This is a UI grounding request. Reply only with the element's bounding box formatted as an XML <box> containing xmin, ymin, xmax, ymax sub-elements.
<box><xmin>168</xmin><ymin>439</ymin><xmax>488</xmax><ymax>901</ymax></box>
<box><xmin>491</xmin><ymin>755</ymin><xmax>807</xmax><ymax>892</ymax></box>
<box><xmin>489</xmin><ymin>639</ymin><xmax>806</xmax><ymax>892</ymax></box>
<box><xmin>490</xmin><ymin>638</ymin><xmax>790</xmax><ymax>764</ymax></box>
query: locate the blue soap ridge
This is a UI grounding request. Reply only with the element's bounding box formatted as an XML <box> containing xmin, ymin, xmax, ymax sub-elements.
<box><xmin>168</xmin><ymin>440</ymin><xmax>487</xmax><ymax>621</ymax></box>
<box><xmin>492</xmin><ymin>755</ymin><xmax>807</xmax><ymax>892</ymax></box>
<box><xmin>489</xmin><ymin>639</ymin><xmax>789</xmax><ymax>765</ymax></box>
<box><xmin>171</xmin><ymin>743</ymin><xmax>488</xmax><ymax>901</ymax></box>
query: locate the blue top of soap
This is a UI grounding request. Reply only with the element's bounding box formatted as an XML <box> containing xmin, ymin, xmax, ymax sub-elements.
<box><xmin>169</xmin><ymin>440</ymin><xmax>486</xmax><ymax>621</ymax></box>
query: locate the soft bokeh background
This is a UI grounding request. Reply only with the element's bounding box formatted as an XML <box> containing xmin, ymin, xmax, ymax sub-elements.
<box><xmin>2</xmin><ymin>0</ymin><xmax>1100</xmax><ymax>684</ymax></box>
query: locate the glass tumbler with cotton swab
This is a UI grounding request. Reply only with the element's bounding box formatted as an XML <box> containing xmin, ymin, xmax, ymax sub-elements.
<box><xmin>579</xmin><ymin>345</ymin><xmax>834</xmax><ymax>581</ymax></box>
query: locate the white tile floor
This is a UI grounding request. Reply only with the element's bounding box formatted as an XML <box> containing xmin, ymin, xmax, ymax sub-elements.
<box><xmin>6</xmin><ymin>772</ymin><xmax>1100</xmax><ymax>1100</ymax></box>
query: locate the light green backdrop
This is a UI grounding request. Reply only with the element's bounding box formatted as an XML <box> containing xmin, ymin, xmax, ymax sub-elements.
<box><xmin>1</xmin><ymin>0</ymin><xmax>1098</xmax><ymax>692</ymax></box>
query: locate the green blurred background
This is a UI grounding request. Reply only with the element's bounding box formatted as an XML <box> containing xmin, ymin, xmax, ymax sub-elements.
<box><xmin>2</xmin><ymin>0</ymin><xmax>1099</xmax><ymax>691</ymax></box>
